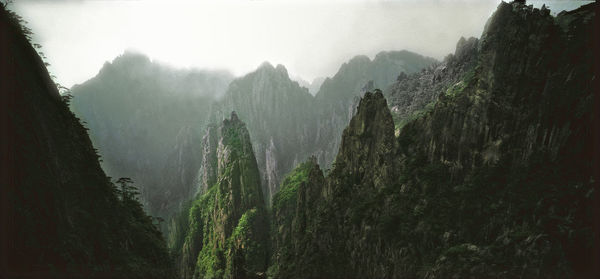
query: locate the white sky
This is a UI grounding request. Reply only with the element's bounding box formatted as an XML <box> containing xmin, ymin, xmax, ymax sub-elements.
<box><xmin>11</xmin><ymin>0</ymin><xmax>590</xmax><ymax>88</ymax></box>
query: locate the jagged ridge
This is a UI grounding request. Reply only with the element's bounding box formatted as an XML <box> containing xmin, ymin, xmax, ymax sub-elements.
<box><xmin>269</xmin><ymin>2</ymin><xmax>597</xmax><ymax>278</ymax></box>
<box><xmin>175</xmin><ymin>112</ymin><xmax>269</xmax><ymax>279</ymax></box>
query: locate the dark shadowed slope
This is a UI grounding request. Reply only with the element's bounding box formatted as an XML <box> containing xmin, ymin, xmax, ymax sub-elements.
<box><xmin>0</xmin><ymin>6</ymin><xmax>174</xmax><ymax>278</ymax></box>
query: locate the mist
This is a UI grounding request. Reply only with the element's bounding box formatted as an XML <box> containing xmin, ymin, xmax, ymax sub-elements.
<box><xmin>11</xmin><ymin>0</ymin><xmax>504</xmax><ymax>88</ymax></box>
<box><xmin>2</xmin><ymin>0</ymin><xmax>597</xmax><ymax>277</ymax></box>
<box><xmin>13</xmin><ymin>0</ymin><xmax>591</xmax><ymax>88</ymax></box>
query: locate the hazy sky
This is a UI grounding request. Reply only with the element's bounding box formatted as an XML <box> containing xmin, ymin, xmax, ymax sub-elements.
<box><xmin>12</xmin><ymin>0</ymin><xmax>590</xmax><ymax>88</ymax></box>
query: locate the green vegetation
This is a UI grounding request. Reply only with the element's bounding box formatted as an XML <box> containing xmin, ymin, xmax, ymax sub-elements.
<box><xmin>267</xmin><ymin>158</ymin><xmax>322</xmax><ymax>279</ymax></box>
<box><xmin>174</xmin><ymin>113</ymin><xmax>269</xmax><ymax>279</ymax></box>
<box><xmin>1</xmin><ymin>4</ymin><xmax>175</xmax><ymax>277</ymax></box>
<box><xmin>271</xmin><ymin>160</ymin><xmax>313</xmax><ymax>212</ymax></box>
<box><xmin>267</xmin><ymin>2</ymin><xmax>597</xmax><ymax>278</ymax></box>
<box><xmin>393</xmin><ymin>100</ymin><xmax>436</xmax><ymax>131</ymax></box>
<box><xmin>107</xmin><ymin>178</ymin><xmax>175</xmax><ymax>278</ymax></box>
<box><xmin>69</xmin><ymin>47</ymin><xmax>233</xmax><ymax>227</ymax></box>
<box><xmin>5</xmin><ymin>0</ymin><xmax>596</xmax><ymax>278</ymax></box>
<box><xmin>444</xmin><ymin>80</ymin><xmax>466</xmax><ymax>98</ymax></box>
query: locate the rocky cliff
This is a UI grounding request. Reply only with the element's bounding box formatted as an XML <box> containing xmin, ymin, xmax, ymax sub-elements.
<box><xmin>211</xmin><ymin>63</ymin><xmax>317</xmax><ymax>205</ymax></box>
<box><xmin>70</xmin><ymin>45</ymin><xmax>436</xmax><ymax>222</ymax></box>
<box><xmin>0</xmin><ymin>5</ymin><xmax>174</xmax><ymax>278</ymax></box>
<box><xmin>69</xmin><ymin>52</ymin><xmax>233</xmax><ymax>221</ymax></box>
<box><xmin>269</xmin><ymin>2</ymin><xmax>598</xmax><ymax>278</ymax></box>
<box><xmin>204</xmin><ymin>52</ymin><xmax>436</xmax><ymax>205</ymax></box>
<box><xmin>385</xmin><ymin>36</ymin><xmax>479</xmax><ymax>132</ymax></box>
<box><xmin>313</xmin><ymin>51</ymin><xmax>437</xmax><ymax>171</ymax></box>
<box><xmin>172</xmin><ymin>112</ymin><xmax>269</xmax><ymax>279</ymax></box>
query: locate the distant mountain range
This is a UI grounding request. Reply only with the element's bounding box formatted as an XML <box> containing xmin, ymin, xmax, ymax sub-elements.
<box><xmin>69</xmin><ymin>53</ymin><xmax>233</xmax><ymax>220</ymax></box>
<box><xmin>70</xmin><ymin>47</ymin><xmax>437</xmax><ymax>223</ymax></box>
<box><xmin>175</xmin><ymin>2</ymin><xmax>598</xmax><ymax>278</ymax></box>
<box><xmin>2</xmin><ymin>1</ymin><xmax>597</xmax><ymax>278</ymax></box>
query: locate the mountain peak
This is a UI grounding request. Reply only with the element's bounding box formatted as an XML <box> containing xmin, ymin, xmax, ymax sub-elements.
<box><xmin>358</xmin><ymin>89</ymin><xmax>387</xmax><ymax>112</ymax></box>
<box><xmin>112</xmin><ymin>50</ymin><xmax>151</xmax><ymax>66</ymax></box>
<box><xmin>96</xmin><ymin>50</ymin><xmax>152</xmax><ymax>77</ymax></box>
<box><xmin>258</xmin><ymin>61</ymin><xmax>275</xmax><ymax>70</ymax></box>
<box><xmin>454</xmin><ymin>36</ymin><xmax>478</xmax><ymax>60</ymax></box>
<box><xmin>230</xmin><ymin>110</ymin><xmax>240</xmax><ymax>122</ymax></box>
<box><xmin>275</xmin><ymin>64</ymin><xmax>288</xmax><ymax>77</ymax></box>
<box><xmin>255</xmin><ymin>61</ymin><xmax>289</xmax><ymax>78</ymax></box>
<box><xmin>347</xmin><ymin>55</ymin><xmax>371</xmax><ymax>65</ymax></box>
<box><xmin>374</xmin><ymin>50</ymin><xmax>414</xmax><ymax>60</ymax></box>
<box><xmin>333</xmin><ymin>89</ymin><xmax>395</xmax><ymax>179</ymax></box>
<box><xmin>223</xmin><ymin>110</ymin><xmax>246</xmax><ymax>131</ymax></box>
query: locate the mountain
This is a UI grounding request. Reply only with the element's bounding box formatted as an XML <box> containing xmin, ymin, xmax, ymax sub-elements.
<box><xmin>292</xmin><ymin>75</ymin><xmax>326</xmax><ymax>95</ymax></box>
<box><xmin>268</xmin><ymin>2</ymin><xmax>598</xmax><ymax>278</ymax></box>
<box><xmin>313</xmin><ymin>50</ymin><xmax>437</xmax><ymax>172</ymax></box>
<box><xmin>205</xmin><ymin>53</ymin><xmax>436</xmax><ymax>205</ymax></box>
<box><xmin>307</xmin><ymin>77</ymin><xmax>326</xmax><ymax>96</ymax></box>
<box><xmin>385</xmin><ymin>36</ymin><xmax>479</xmax><ymax>132</ymax></box>
<box><xmin>316</xmin><ymin>51</ymin><xmax>438</xmax><ymax>104</ymax></box>
<box><xmin>209</xmin><ymin>63</ymin><xmax>317</xmax><ymax>204</ymax></box>
<box><xmin>171</xmin><ymin>112</ymin><xmax>270</xmax><ymax>279</ymax></box>
<box><xmin>167</xmin><ymin>52</ymin><xmax>438</xmax><ymax>275</ymax></box>
<box><xmin>0</xmin><ymin>6</ymin><xmax>174</xmax><ymax>278</ymax></box>
<box><xmin>69</xmin><ymin>47</ymin><xmax>436</xmax><ymax>233</ymax></box>
<box><xmin>69</xmin><ymin>52</ymin><xmax>233</xmax><ymax>220</ymax></box>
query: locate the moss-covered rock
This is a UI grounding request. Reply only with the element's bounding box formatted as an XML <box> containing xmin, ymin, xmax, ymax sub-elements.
<box><xmin>177</xmin><ymin>112</ymin><xmax>269</xmax><ymax>279</ymax></box>
<box><xmin>270</xmin><ymin>2</ymin><xmax>597</xmax><ymax>278</ymax></box>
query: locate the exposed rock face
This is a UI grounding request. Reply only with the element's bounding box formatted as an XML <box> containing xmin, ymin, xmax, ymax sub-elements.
<box><xmin>198</xmin><ymin>124</ymin><xmax>219</xmax><ymax>194</ymax></box>
<box><xmin>71</xmin><ymin>45</ymin><xmax>436</xmax><ymax>221</ymax></box>
<box><xmin>334</xmin><ymin>90</ymin><xmax>395</xmax><ymax>181</ymax></box>
<box><xmin>385</xmin><ymin>36</ymin><xmax>479</xmax><ymax>131</ymax></box>
<box><xmin>402</xmin><ymin>1</ymin><xmax>595</xmax><ymax>171</ymax></box>
<box><xmin>269</xmin><ymin>157</ymin><xmax>325</xmax><ymax>278</ymax></box>
<box><xmin>175</xmin><ymin>112</ymin><xmax>269</xmax><ymax>279</ymax></box>
<box><xmin>200</xmin><ymin>53</ymin><xmax>437</xmax><ymax>206</ymax></box>
<box><xmin>269</xmin><ymin>2</ymin><xmax>597</xmax><ymax>278</ymax></box>
<box><xmin>314</xmin><ymin>51</ymin><xmax>437</xmax><ymax>171</ymax></box>
<box><xmin>317</xmin><ymin>51</ymin><xmax>437</xmax><ymax>106</ymax></box>
<box><xmin>156</xmin><ymin>126</ymin><xmax>203</xmax><ymax>219</ymax></box>
<box><xmin>0</xmin><ymin>6</ymin><xmax>174</xmax><ymax>278</ymax></box>
<box><xmin>69</xmin><ymin>51</ymin><xmax>233</xmax><ymax>220</ymax></box>
<box><xmin>211</xmin><ymin>62</ymin><xmax>316</xmax><ymax>205</ymax></box>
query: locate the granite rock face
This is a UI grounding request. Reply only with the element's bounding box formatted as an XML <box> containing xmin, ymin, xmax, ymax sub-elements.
<box><xmin>70</xmin><ymin>46</ymin><xmax>437</xmax><ymax>252</ymax></box>
<box><xmin>212</xmin><ymin>63</ymin><xmax>316</xmax><ymax>205</ymax></box>
<box><xmin>69</xmin><ymin>51</ymin><xmax>233</xmax><ymax>222</ymax></box>
<box><xmin>205</xmin><ymin>53</ymin><xmax>436</xmax><ymax>205</ymax></box>
<box><xmin>175</xmin><ymin>112</ymin><xmax>270</xmax><ymax>279</ymax></box>
<box><xmin>385</xmin><ymin>36</ymin><xmax>479</xmax><ymax>132</ymax></box>
<box><xmin>313</xmin><ymin>51</ymin><xmax>437</xmax><ymax>172</ymax></box>
<box><xmin>269</xmin><ymin>2</ymin><xmax>598</xmax><ymax>278</ymax></box>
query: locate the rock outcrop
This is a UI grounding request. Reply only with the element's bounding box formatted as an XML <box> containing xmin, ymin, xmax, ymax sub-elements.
<box><xmin>314</xmin><ymin>51</ymin><xmax>437</xmax><ymax>171</ymax></box>
<box><xmin>269</xmin><ymin>2</ymin><xmax>598</xmax><ymax>278</ymax></box>
<box><xmin>175</xmin><ymin>112</ymin><xmax>269</xmax><ymax>279</ymax></box>
<box><xmin>212</xmin><ymin>63</ymin><xmax>316</xmax><ymax>205</ymax></box>
<box><xmin>385</xmin><ymin>36</ymin><xmax>479</xmax><ymax>132</ymax></box>
<box><xmin>206</xmin><ymin>52</ymin><xmax>436</xmax><ymax>205</ymax></box>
